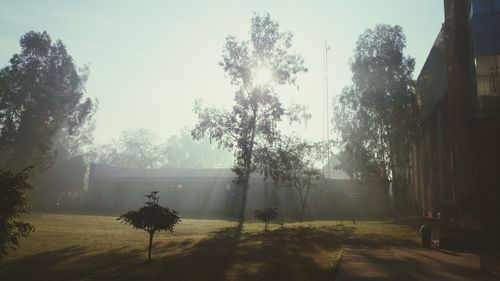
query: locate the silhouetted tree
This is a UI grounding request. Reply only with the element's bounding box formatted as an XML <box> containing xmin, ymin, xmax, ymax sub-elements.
<box><xmin>30</xmin><ymin>103</ymin><xmax>97</xmax><ymax>208</ymax></box>
<box><xmin>192</xmin><ymin>13</ymin><xmax>307</xmax><ymax>227</ymax></box>
<box><xmin>0</xmin><ymin>31</ymin><xmax>94</xmax><ymax>172</ymax></box>
<box><xmin>254</xmin><ymin>208</ymin><xmax>277</xmax><ymax>231</ymax></box>
<box><xmin>0</xmin><ymin>167</ymin><xmax>34</xmax><ymax>257</ymax></box>
<box><xmin>117</xmin><ymin>191</ymin><xmax>180</xmax><ymax>262</ymax></box>
<box><xmin>334</xmin><ymin>25</ymin><xmax>418</xmax><ymax>214</ymax></box>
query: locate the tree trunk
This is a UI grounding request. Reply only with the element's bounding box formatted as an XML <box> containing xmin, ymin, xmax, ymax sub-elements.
<box><xmin>392</xmin><ymin>174</ymin><xmax>401</xmax><ymax>220</ymax></box>
<box><xmin>148</xmin><ymin>232</ymin><xmax>154</xmax><ymax>262</ymax></box>
<box><xmin>300</xmin><ymin>178</ymin><xmax>312</xmax><ymax>222</ymax></box>
<box><xmin>299</xmin><ymin>196</ymin><xmax>306</xmax><ymax>223</ymax></box>
<box><xmin>238</xmin><ymin>180</ymin><xmax>249</xmax><ymax>228</ymax></box>
<box><xmin>297</xmin><ymin>183</ymin><xmax>304</xmax><ymax>223</ymax></box>
<box><xmin>381</xmin><ymin>179</ymin><xmax>391</xmax><ymax>217</ymax></box>
<box><xmin>237</xmin><ymin>104</ymin><xmax>258</xmax><ymax>228</ymax></box>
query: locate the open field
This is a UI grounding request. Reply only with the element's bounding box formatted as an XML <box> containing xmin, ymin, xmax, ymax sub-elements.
<box><xmin>0</xmin><ymin>213</ymin><xmax>431</xmax><ymax>281</ymax></box>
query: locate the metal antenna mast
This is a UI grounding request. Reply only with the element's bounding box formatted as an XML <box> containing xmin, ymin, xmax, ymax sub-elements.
<box><xmin>325</xmin><ymin>41</ymin><xmax>331</xmax><ymax>179</ymax></box>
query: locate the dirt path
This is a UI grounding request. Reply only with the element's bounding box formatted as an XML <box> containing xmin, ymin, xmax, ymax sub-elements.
<box><xmin>336</xmin><ymin>246</ymin><xmax>495</xmax><ymax>281</ymax></box>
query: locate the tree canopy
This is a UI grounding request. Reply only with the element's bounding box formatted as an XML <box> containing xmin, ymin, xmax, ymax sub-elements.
<box><xmin>192</xmin><ymin>13</ymin><xmax>307</xmax><ymax>226</ymax></box>
<box><xmin>334</xmin><ymin>24</ymin><xmax>418</xmax><ymax>212</ymax></box>
<box><xmin>0</xmin><ymin>31</ymin><xmax>94</xmax><ymax>172</ymax></box>
<box><xmin>117</xmin><ymin>191</ymin><xmax>180</xmax><ymax>262</ymax></box>
<box><xmin>253</xmin><ymin>207</ymin><xmax>278</xmax><ymax>231</ymax></box>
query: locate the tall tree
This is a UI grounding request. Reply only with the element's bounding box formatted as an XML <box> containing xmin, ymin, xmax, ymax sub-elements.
<box><xmin>0</xmin><ymin>31</ymin><xmax>93</xmax><ymax>172</ymax></box>
<box><xmin>192</xmin><ymin>13</ymin><xmax>307</xmax><ymax>226</ymax></box>
<box><xmin>334</xmin><ymin>25</ymin><xmax>418</xmax><ymax>214</ymax></box>
<box><xmin>30</xmin><ymin>102</ymin><xmax>98</xmax><ymax>208</ymax></box>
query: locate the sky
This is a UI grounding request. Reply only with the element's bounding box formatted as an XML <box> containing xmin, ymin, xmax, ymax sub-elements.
<box><xmin>0</xmin><ymin>0</ymin><xmax>444</xmax><ymax>144</ymax></box>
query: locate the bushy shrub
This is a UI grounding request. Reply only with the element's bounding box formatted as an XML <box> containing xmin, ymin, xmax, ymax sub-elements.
<box><xmin>0</xmin><ymin>168</ymin><xmax>34</xmax><ymax>257</ymax></box>
<box><xmin>118</xmin><ymin>191</ymin><xmax>180</xmax><ymax>261</ymax></box>
<box><xmin>254</xmin><ymin>208</ymin><xmax>278</xmax><ymax>231</ymax></box>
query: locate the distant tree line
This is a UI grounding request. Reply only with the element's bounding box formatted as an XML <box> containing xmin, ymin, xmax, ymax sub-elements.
<box><xmin>27</xmin><ymin>125</ymin><xmax>234</xmax><ymax>208</ymax></box>
<box><xmin>90</xmin><ymin>128</ymin><xmax>233</xmax><ymax>170</ymax></box>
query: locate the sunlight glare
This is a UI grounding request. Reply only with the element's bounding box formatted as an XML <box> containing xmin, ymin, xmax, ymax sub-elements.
<box><xmin>253</xmin><ymin>66</ymin><xmax>274</xmax><ymax>86</ymax></box>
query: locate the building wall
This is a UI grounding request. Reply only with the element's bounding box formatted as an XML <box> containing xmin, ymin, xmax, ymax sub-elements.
<box><xmin>86</xmin><ymin>176</ymin><xmax>387</xmax><ymax>220</ymax></box>
<box><xmin>412</xmin><ymin>0</ymin><xmax>500</xmax><ymax>250</ymax></box>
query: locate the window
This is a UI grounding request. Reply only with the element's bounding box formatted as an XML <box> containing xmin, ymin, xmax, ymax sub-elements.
<box><xmin>471</xmin><ymin>1</ymin><xmax>500</xmax><ymax>114</ymax></box>
<box><xmin>476</xmin><ymin>55</ymin><xmax>499</xmax><ymax>96</ymax></box>
<box><xmin>473</xmin><ymin>0</ymin><xmax>493</xmax><ymax>15</ymax></box>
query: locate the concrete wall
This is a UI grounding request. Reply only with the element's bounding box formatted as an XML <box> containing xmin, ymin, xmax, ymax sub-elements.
<box><xmin>85</xmin><ymin>178</ymin><xmax>386</xmax><ymax>220</ymax></box>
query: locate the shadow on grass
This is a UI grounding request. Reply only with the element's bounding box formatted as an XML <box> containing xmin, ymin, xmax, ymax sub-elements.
<box><xmin>327</xmin><ymin>224</ymin><xmax>420</xmax><ymax>248</ymax></box>
<box><xmin>0</xmin><ymin>226</ymin><xmax>344</xmax><ymax>281</ymax></box>
<box><xmin>230</xmin><ymin>226</ymin><xmax>342</xmax><ymax>281</ymax></box>
<box><xmin>360</xmin><ymin>250</ymin><xmax>491</xmax><ymax>281</ymax></box>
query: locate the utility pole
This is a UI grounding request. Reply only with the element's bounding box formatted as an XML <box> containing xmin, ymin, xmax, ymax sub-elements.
<box><xmin>324</xmin><ymin>41</ymin><xmax>331</xmax><ymax>179</ymax></box>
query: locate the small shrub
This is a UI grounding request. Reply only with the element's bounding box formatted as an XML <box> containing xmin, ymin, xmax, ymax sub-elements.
<box><xmin>0</xmin><ymin>167</ymin><xmax>34</xmax><ymax>257</ymax></box>
<box><xmin>117</xmin><ymin>191</ymin><xmax>180</xmax><ymax>262</ymax></box>
<box><xmin>254</xmin><ymin>208</ymin><xmax>278</xmax><ymax>231</ymax></box>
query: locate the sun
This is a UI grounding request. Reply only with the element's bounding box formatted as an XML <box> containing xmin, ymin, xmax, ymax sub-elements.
<box><xmin>253</xmin><ymin>66</ymin><xmax>274</xmax><ymax>86</ymax></box>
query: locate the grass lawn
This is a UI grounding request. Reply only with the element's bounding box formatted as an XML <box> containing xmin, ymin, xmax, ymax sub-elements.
<box><xmin>0</xmin><ymin>213</ymin><xmax>432</xmax><ymax>281</ymax></box>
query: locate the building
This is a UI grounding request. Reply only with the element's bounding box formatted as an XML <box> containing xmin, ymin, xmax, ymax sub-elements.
<box><xmin>411</xmin><ymin>0</ymin><xmax>500</xmax><ymax>249</ymax></box>
<box><xmin>86</xmin><ymin>163</ymin><xmax>387</xmax><ymax>220</ymax></box>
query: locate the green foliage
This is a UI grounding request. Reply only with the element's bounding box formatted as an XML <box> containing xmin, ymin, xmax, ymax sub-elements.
<box><xmin>257</xmin><ymin>136</ymin><xmax>323</xmax><ymax>185</ymax></box>
<box><xmin>334</xmin><ymin>25</ymin><xmax>418</xmax><ymax>198</ymax></box>
<box><xmin>29</xmin><ymin>103</ymin><xmax>96</xmax><ymax>208</ymax></box>
<box><xmin>0</xmin><ymin>31</ymin><xmax>94</xmax><ymax>171</ymax></box>
<box><xmin>0</xmin><ymin>167</ymin><xmax>34</xmax><ymax>257</ymax></box>
<box><xmin>118</xmin><ymin>192</ymin><xmax>180</xmax><ymax>233</ymax></box>
<box><xmin>117</xmin><ymin>191</ymin><xmax>180</xmax><ymax>261</ymax></box>
<box><xmin>253</xmin><ymin>207</ymin><xmax>278</xmax><ymax>231</ymax></box>
<box><xmin>256</xmin><ymin>136</ymin><xmax>324</xmax><ymax>221</ymax></box>
<box><xmin>192</xmin><ymin>13</ymin><xmax>307</xmax><ymax>225</ymax></box>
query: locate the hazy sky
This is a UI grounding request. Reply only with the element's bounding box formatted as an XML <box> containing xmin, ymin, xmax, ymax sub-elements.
<box><xmin>0</xmin><ymin>0</ymin><xmax>444</xmax><ymax>144</ymax></box>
